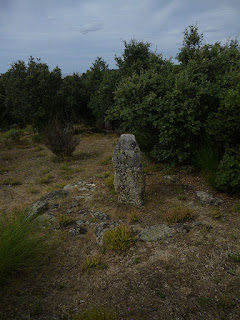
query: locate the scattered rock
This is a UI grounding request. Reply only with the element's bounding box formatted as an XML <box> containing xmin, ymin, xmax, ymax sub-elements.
<box><xmin>75</xmin><ymin>194</ymin><xmax>93</xmax><ymax>200</ymax></box>
<box><xmin>112</xmin><ymin>134</ymin><xmax>145</xmax><ymax>206</ymax></box>
<box><xmin>174</xmin><ymin>224</ymin><xmax>190</xmax><ymax>234</ymax></box>
<box><xmin>40</xmin><ymin>190</ymin><xmax>68</xmax><ymax>201</ymax></box>
<box><xmin>69</xmin><ymin>227</ymin><xmax>87</xmax><ymax>237</ymax></box>
<box><xmin>78</xmin><ymin>187</ymin><xmax>89</xmax><ymax>191</ymax></box>
<box><xmin>196</xmin><ymin>191</ymin><xmax>223</xmax><ymax>206</ymax></box>
<box><xmin>180</xmin><ymin>184</ymin><xmax>193</xmax><ymax>190</ymax></box>
<box><xmin>78</xmin><ymin>209</ymin><xmax>88</xmax><ymax>215</ymax></box>
<box><xmin>163</xmin><ymin>175</ymin><xmax>177</xmax><ymax>182</ymax></box>
<box><xmin>69</xmin><ymin>202</ymin><xmax>80</xmax><ymax>209</ymax></box>
<box><xmin>192</xmin><ymin>221</ymin><xmax>213</xmax><ymax>230</ymax></box>
<box><xmin>90</xmin><ymin>211</ymin><xmax>109</xmax><ymax>221</ymax></box>
<box><xmin>65</xmin><ymin>209</ymin><xmax>73</xmax><ymax>214</ymax></box>
<box><xmin>36</xmin><ymin>214</ymin><xmax>60</xmax><ymax>229</ymax></box>
<box><xmin>63</xmin><ymin>180</ymin><xmax>96</xmax><ymax>191</ymax></box>
<box><xmin>27</xmin><ymin>200</ymin><xmax>48</xmax><ymax>218</ymax></box>
<box><xmin>137</xmin><ymin>224</ymin><xmax>176</xmax><ymax>241</ymax></box>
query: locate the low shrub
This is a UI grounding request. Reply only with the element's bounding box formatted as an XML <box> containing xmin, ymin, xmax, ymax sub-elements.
<box><xmin>82</xmin><ymin>254</ymin><xmax>106</xmax><ymax>272</ymax></box>
<box><xmin>164</xmin><ymin>206</ymin><xmax>194</xmax><ymax>223</ymax></box>
<box><xmin>103</xmin><ymin>224</ymin><xmax>135</xmax><ymax>251</ymax></box>
<box><xmin>45</xmin><ymin>120</ymin><xmax>79</xmax><ymax>160</ymax></box>
<box><xmin>0</xmin><ymin>210</ymin><xmax>50</xmax><ymax>286</ymax></box>
<box><xmin>105</xmin><ymin>175</ymin><xmax>114</xmax><ymax>189</ymax></box>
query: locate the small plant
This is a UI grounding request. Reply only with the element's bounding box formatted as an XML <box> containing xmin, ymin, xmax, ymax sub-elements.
<box><xmin>197</xmin><ymin>296</ymin><xmax>211</xmax><ymax>308</ymax></box>
<box><xmin>60</xmin><ymin>162</ymin><xmax>74</xmax><ymax>179</ymax></box>
<box><xmin>155</xmin><ymin>289</ymin><xmax>166</xmax><ymax>299</ymax></box>
<box><xmin>73</xmin><ymin>305</ymin><xmax>120</xmax><ymax>320</ymax></box>
<box><xmin>45</xmin><ymin>120</ymin><xmax>79</xmax><ymax>160</ymax></box>
<box><xmin>210</xmin><ymin>208</ymin><xmax>222</xmax><ymax>219</ymax></box>
<box><xmin>0</xmin><ymin>210</ymin><xmax>50</xmax><ymax>286</ymax></box>
<box><xmin>134</xmin><ymin>257</ymin><xmax>140</xmax><ymax>264</ymax></box>
<box><xmin>0</xmin><ymin>166</ymin><xmax>10</xmax><ymax>174</ymax></box>
<box><xmin>58</xmin><ymin>215</ymin><xmax>73</xmax><ymax>228</ymax></box>
<box><xmin>164</xmin><ymin>206</ymin><xmax>194</xmax><ymax>223</ymax></box>
<box><xmin>101</xmin><ymin>155</ymin><xmax>112</xmax><ymax>165</ymax></box>
<box><xmin>32</xmin><ymin>133</ymin><xmax>44</xmax><ymax>143</ymax></box>
<box><xmin>4</xmin><ymin>128</ymin><xmax>22</xmax><ymax>142</ymax></box>
<box><xmin>143</xmin><ymin>163</ymin><xmax>160</xmax><ymax>174</ymax></box>
<box><xmin>127</xmin><ymin>210</ymin><xmax>140</xmax><ymax>224</ymax></box>
<box><xmin>232</xmin><ymin>203</ymin><xmax>240</xmax><ymax>213</ymax></box>
<box><xmin>103</xmin><ymin>224</ymin><xmax>135</xmax><ymax>251</ymax></box>
<box><xmin>38</xmin><ymin>174</ymin><xmax>53</xmax><ymax>184</ymax></box>
<box><xmin>217</xmin><ymin>296</ymin><xmax>235</xmax><ymax>309</ymax></box>
<box><xmin>105</xmin><ymin>175</ymin><xmax>114</xmax><ymax>189</ymax></box>
<box><xmin>228</xmin><ymin>251</ymin><xmax>240</xmax><ymax>262</ymax></box>
<box><xmin>82</xmin><ymin>254</ymin><xmax>106</xmax><ymax>272</ymax></box>
<box><xmin>0</xmin><ymin>178</ymin><xmax>22</xmax><ymax>186</ymax></box>
<box><xmin>27</xmin><ymin>186</ymin><xmax>39</xmax><ymax>194</ymax></box>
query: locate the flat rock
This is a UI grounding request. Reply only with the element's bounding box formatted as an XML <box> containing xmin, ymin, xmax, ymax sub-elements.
<box><xmin>40</xmin><ymin>190</ymin><xmax>68</xmax><ymax>201</ymax></box>
<box><xmin>163</xmin><ymin>175</ymin><xmax>177</xmax><ymax>182</ymax></box>
<box><xmin>196</xmin><ymin>191</ymin><xmax>223</xmax><ymax>206</ymax></box>
<box><xmin>137</xmin><ymin>224</ymin><xmax>176</xmax><ymax>241</ymax></box>
<box><xmin>75</xmin><ymin>194</ymin><xmax>93</xmax><ymax>200</ymax></box>
<box><xmin>174</xmin><ymin>224</ymin><xmax>190</xmax><ymax>234</ymax></box>
<box><xmin>90</xmin><ymin>211</ymin><xmax>109</xmax><ymax>221</ymax></box>
<box><xmin>192</xmin><ymin>221</ymin><xmax>213</xmax><ymax>230</ymax></box>
<box><xmin>36</xmin><ymin>214</ymin><xmax>60</xmax><ymax>229</ymax></box>
<box><xmin>27</xmin><ymin>200</ymin><xmax>48</xmax><ymax>218</ymax></box>
<box><xmin>69</xmin><ymin>227</ymin><xmax>87</xmax><ymax>237</ymax></box>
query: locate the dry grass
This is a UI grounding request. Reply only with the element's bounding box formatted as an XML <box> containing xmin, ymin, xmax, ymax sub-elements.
<box><xmin>164</xmin><ymin>206</ymin><xmax>194</xmax><ymax>223</ymax></box>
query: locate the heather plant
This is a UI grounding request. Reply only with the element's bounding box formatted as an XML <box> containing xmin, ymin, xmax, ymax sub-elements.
<box><xmin>164</xmin><ymin>206</ymin><xmax>194</xmax><ymax>223</ymax></box>
<box><xmin>103</xmin><ymin>224</ymin><xmax>135</xmax><ymax>251</ymax></box>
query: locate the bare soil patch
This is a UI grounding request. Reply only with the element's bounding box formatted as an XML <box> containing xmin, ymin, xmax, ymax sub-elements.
<box><xmin>0</xmin><ymin>131</ymin><xmax>240</xmax><ymax>320</ymax></box>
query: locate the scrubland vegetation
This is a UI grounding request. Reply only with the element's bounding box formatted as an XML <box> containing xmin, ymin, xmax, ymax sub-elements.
<box><xmin>0</xmin><ymin>25</ymin><xmax>240</xmax><ymax>319</ymax></box>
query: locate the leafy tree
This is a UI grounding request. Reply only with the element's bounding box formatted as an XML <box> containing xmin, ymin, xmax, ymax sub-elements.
<box><xmin>57</xmin><ymin>73</ymin><xmax>90</xmax><ymax>122</ymax></box>
<box><xmin>177</xmin><ymin>24</ymin><xmax>203</xmax><ymax>65</ymax></box>
<box><xmin>115</xmin><ymin>39</ymin><xmax>153</xmax><ymax>75</ymax></box>
<box><xmin>2</xmin><ymin>57</ymin><xmax>62</xmax><ymax>131</ymax></box>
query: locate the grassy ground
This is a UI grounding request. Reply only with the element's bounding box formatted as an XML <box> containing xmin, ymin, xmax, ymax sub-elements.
<box><xmin>0</xmin><ymin>129</ymin><xmax>239</xmax><ymax>319</ymax></box>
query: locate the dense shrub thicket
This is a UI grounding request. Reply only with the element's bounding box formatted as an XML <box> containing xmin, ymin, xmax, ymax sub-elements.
<box><xmin>0</xmin><ymin>25</ymin><xmax>239</xmax><ymax>192</ymax></box>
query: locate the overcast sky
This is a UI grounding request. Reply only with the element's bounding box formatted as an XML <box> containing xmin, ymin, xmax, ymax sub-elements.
<box><xmin>0</xmin><ymin>0</ymin><xmax>239</xmax><ymax>75</ymax></box>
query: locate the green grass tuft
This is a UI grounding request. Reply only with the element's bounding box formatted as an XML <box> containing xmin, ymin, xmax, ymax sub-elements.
<box><xmin>0</xmin><ymin>210</ymin><xmax>51</xmax><ymax>286</ymax></box>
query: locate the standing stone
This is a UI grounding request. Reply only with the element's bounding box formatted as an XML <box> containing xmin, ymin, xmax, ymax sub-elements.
<box><xmin>112</xmin><ymin>134</ymin><xmax>145</xmax><ymax>206</ymax></box>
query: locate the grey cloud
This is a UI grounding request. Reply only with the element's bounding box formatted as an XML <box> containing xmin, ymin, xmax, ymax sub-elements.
<box><xmin>76</xmin><ymin>23</ymin><xmax>104</xmax><ymax>35</ymax></box>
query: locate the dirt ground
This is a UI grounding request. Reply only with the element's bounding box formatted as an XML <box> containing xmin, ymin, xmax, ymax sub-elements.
<box><xmin>0</xmin><ymin>131</ymin><xmax>240</xmax><ymax>320</ymax></box>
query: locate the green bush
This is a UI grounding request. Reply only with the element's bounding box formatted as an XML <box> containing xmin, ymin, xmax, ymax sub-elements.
<box><xmin>0</xmin><ymin>211</ymin><xmax>50</xmax><ymax>286</ymax></box>
<box><xmin>214</xmin><ymin>153</ymin><xmax>240</xmax><ymax>193</ymax></box>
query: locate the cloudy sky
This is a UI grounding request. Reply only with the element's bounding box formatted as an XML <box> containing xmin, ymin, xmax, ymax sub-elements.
<box><xmin>0</xmin><ymin>0</ymin><xmax>239</xmax><ymax>75</ymax></box>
